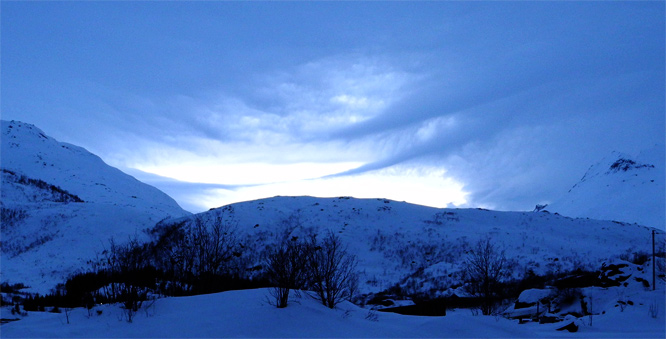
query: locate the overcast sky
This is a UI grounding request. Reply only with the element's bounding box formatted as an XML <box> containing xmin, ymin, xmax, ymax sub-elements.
<box><xmin>2</xmin><ymin>2</ymin><xmax>664</xmax><ymax>213</ymax></box>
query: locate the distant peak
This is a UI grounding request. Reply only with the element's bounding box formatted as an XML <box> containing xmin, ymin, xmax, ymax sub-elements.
<box><xmin>608</xmin><ymin>158</ymin><xmax>654</xmax><ymax>173</ymax></box>
<box><xmin>2</xmin><ymin>120</ymin><xmax>50</xmax><ymax>140</ymax></box>
<box><xmin>546</xmin><ymin>145</ymin><xmax>664</xmax><ymax>230</ymax></box>
<box><xmin>3</xmin><ymin>119</ymin><xmax>40</xmax><ymax>131</ymax></box>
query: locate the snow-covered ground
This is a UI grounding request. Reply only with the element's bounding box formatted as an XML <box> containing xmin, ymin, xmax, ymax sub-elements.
<box><xmin>2</xmin><ymin>287</ymin><xmax>663</xmax><ymax>338</ymax></box>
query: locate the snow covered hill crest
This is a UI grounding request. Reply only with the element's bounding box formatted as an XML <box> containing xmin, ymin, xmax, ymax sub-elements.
<box><xmin>1</xmin><ymin>120</ymin><xmax>186</xmax><ymax>212</ymax></box>
<box><xmin>1</xmin><ymin>120</ymin><xmax>190</xmax><ymax>293</ymax></box>
<box><xmin>545</xmin><ymin>144</ymin><xmax>665</xmax><ymax>230</ymax></box>
<box><xmin>169</xmin><ymin>195</ymin><xmax>663</xmax><ymax>299</ymax></box>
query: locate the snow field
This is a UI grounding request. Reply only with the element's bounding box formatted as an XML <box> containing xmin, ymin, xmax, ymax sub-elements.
<box><xmin>2</xmin><ymin>288</ymin><xmax>663</xmax><ymax>338</ymax></box>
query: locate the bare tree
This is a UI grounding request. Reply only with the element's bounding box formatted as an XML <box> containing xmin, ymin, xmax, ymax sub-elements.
<box><xmin>306</xmin><ymin>232</ymin><xmax>358</xmax><ymax>309</ymax></box>
<box><xmin>266</xmin><ymin>235</ymin><xmax>308</xmax><ymax>308</ymax></box>
<box><xmin>190</xmin><ymin>215</ymin><xmax>238</xmax><ymax>277</ymax></box>
<box><xmin>99</xmin><ymin>236</ymin><xmax>151</xmax><ymax>323</ymax></box>
<box><xmin>63</xmin><ymin>306</ymin><xmax>72</xmax><ymax>324</ymax></box>
<box><xmin>147</xmin><ymin>220</ymin><xmax>192</xmax><ymax>293</ymax></box>
<box><xmin>464</xmin><ymin>237</ymin><xmax>508</xmax><ymax>315</ymax></box>
<box><xmin>149</xmin><ymin>215</ymin><xmax>240</xmax><ymax>293</ymax></box>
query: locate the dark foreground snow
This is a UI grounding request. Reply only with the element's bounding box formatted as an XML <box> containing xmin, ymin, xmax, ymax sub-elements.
<box><xmin>2</xmin><ymin>288</ymin><xmax>664</xmax><ymax>338</ymax></box>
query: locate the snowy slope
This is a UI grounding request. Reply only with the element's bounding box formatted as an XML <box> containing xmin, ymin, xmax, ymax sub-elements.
<box><xmin>546</xmin><ymin>144</ymin><xmax>665</xmax><ymax>230</ymax></box>
<box><xmin>170</xmin><ymin>196</ymin><xmax>664</xmax><ymax>297</ymax></box>
<box><xmin>1</xmin><ymin>120</ymin><xmax>190</xmax><ymax>293</ymax></box>
<box><xmin>2</xmin><ymin>287</ymin><xmax>664</xmax><ymax>338</ymax></box>
<box><xmin>1</xmin><ymin>120</ymin><xmax>186</xmax><ymax>211</ymax></box>
<box><xmin>1</xmin><ymin>119</ymin><xmax>663</xmax><ymax>301</ymax></box>
<box><xmin>1</xmin><ymin>120</ymin><xmax>664</xmax><ymax>338</ymax></box>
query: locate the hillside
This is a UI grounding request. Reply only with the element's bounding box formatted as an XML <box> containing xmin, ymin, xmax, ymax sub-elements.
<box><xmin>2</xmin><ymin>119</ymin><xmax>663</xmax><ymax>299</ymax></box>
<box><xmin>1</xmin><ymin>121</ymin><xmax>665</xmax><ymax>337</ymax></box>
<box><xmin>168</xmin><ymin>195</ymin><xmax>664</xmax><ymax>297</ymax></box>
<box><xmin>545</xmin><ymin>144</ymin><xmax>665</xmax><ymax>230</ymax></box>
<box><xmin>1</xmin><ymin>120</ymin><xmax>187</xmax><ymax>211</ymax></box>
<box><xmin>1</xmin><ymin>120</ymin><xmax>190</xmax><ymax>293</ymax></box>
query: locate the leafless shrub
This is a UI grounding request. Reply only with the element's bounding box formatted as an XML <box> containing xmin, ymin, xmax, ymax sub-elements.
<box><xmin>189</xmin><ymin>215</ymin><xmax>239</xmax><ymax>277</ymax></box>
<box><xmin>365</xmin><ymin>309</ymin><xmax>379</xmax><ymax>322</ymax></box>
<box><xmin>649</xmin><ymin>300</ymin><xmax>659</xmax><ymax>319</ymax></box>
<box><xmin>100</xmin><ymin>236</ymin><xmax>151</xmax><ymax>323</ymax></box>
<box><xmin>63</xmin><ymin>307</ymin><xmax>71</xmax><ymax>324</ymax></box>
<box><xmin>143</xmin><ymin>297</ymin><xmax>157</xmax><ymax>317</ymax></box>
<box><xmin>616</xmin><ymin>290</ymin><xmax>627</xmax><ymax>312</ymax></box>
<box><xmin>149</xmin><ymin>215</ymin><xmax>240</xmax><ymax>293</ymax></box>
<box><xmin>306</xmin><ymin>232</ymin><xmax>359</xmax><ymax>309</ymax></box>
<box><xmin>463</xmin><ymin>237</ymin><xmax>508</xmax><ymax>315</ymax></box>
<box><xmin>266</xmin><ymin>233</ymin><xmax>309</xmax><ymax>308</ymax></box>
<box><xmin>656</xmin><ymin>256</ymin><xmax>666</xmax><ymax>282</ymax></box>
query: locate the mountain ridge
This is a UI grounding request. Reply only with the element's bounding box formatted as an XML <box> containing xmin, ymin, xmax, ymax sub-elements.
<box><xmin>2</xmin><ymin>120</ymin><xmax>186</xmax><ymax>213</ymax></box>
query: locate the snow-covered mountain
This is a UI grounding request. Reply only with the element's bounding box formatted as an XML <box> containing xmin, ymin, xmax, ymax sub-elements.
<box><xmin>1</xmin><ymin>120</ymin><xmax>190</xmax><ymax>293</ymax></box>
<box><xmin>2</xmin><ymin>119</ymin><xmax>663</xmax><ymax>300</ymax></box>
<box><xmin>545</xmin><ymin>144</ymin><xmax>665</xmax><ymax>230</ymax></box>
<box><xmin>1</xmin><ymin>120</ymin><xmax>188</xmax><ymax>210</ymax></box>
<box><xmin>1</xmin><ymin>121</ymin><xmax>665</xmax><ymax>337</ymax></box>
<box><xmin>167</xmin><ymin>195</ymin><xmax>663</xmax><ymax>297</ymax></box>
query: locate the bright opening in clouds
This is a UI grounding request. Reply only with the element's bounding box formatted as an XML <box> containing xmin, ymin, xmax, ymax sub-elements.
<box><xmin>166</xmin><ymin>163</ymin><xmax>469</xmax><ymax>213</ymax></box>
<box><xmin>137</xmin><ymin>161</ymin><xmax>366</xmax><ymax>186</ymax></box>
<box><xmin>2</xmin><ymin>1</ymin><xmax>663</xmax><ymax>213</ymax></box>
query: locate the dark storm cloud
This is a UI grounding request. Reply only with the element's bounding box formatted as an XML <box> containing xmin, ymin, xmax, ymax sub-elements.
<box><xmin>328</xmin><ymin>64</ymin><xmax>664</xmax><ymax>210</ymax></box>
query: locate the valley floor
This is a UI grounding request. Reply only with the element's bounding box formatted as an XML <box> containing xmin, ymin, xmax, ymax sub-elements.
<box><xmin>1</xmin><ymin>288</ymin><xmax>664</xmax><ymax>338</ymax></box>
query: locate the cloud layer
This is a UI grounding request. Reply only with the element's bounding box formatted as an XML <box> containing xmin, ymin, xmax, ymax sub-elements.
<box><xmin>2</xmin><ymin>2</ymin><xmax>663</xmax><ymax>212</ymax></box>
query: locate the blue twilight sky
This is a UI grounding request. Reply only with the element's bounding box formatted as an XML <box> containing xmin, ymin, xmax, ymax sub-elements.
<box><xmin>2</xmin><ymin>1</ymin><xmax>664</xmax><ymax>213</ymax></box>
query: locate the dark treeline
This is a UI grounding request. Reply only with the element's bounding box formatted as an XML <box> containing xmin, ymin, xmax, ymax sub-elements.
<box><xmin>21</xmin><ymin>215</ymin><xmax>270</xmax><ymax>312</ymax></box>
<box><xmin>16</xmin><ymin>214</ymin><xmax>361</xmax><ymax>313</ymax></box>
<box><xmin>1</xmin><ymin>168</ymin><xmax>84</xmax><ymax>203</ymax></box>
